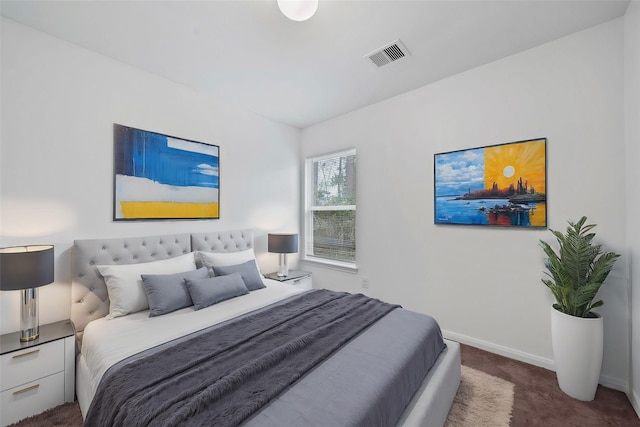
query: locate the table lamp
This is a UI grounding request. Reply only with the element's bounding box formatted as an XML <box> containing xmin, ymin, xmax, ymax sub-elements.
<box><xmin>268</xmin><ymin>233</ymin><xmax>298</xmax><ymax>277</ymax></box>
<box><xmin>0</xmin><ymin>245</ymin><xmax>54</xmax><ymax>342</ymax></box>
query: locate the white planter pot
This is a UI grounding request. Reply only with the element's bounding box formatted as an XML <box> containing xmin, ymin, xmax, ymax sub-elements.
<box><xmin>551</xmin><ymin>306</ymin><xmax>604</xmax><ymax>401</ymax></box>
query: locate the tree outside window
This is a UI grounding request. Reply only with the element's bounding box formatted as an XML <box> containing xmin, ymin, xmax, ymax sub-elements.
<box><xmin>305</xmin><ymin>149</ymin><xmax>356</xmax><ymax>265</ymax></box>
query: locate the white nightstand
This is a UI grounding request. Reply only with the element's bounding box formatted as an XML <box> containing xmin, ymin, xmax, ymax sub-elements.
<box><xmin>0</xmin><ymin>320</ymin><xmax>76</xmax><ymax>427</ymax></box>
<box><xmin>264</xmin><ymin>270</ymin><xmax>313</xmax><ymax>290</ymax></box>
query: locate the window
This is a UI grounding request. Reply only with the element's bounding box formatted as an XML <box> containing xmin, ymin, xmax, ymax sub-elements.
<box><xmin>304</xmin><ymin>149</ymin><xmax>356</xmax><ymax>267</ymax></box>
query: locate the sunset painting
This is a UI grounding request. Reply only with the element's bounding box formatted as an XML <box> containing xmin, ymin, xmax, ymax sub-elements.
<box><xmin>434</xmin><ymin>138</ymin><xmax>546</xmax><ymax>227</ymax></box>
<box><xmin>113</xmin><ymin>124</ymin><xmax>220</xmax><ymax>220</ymax></box>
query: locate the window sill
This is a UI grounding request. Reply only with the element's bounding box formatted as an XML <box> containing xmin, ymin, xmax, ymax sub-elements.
<box><xmin>301</xmin><ymin>256</ymin><xmax>358</xmax><ymax>274</ymax></box>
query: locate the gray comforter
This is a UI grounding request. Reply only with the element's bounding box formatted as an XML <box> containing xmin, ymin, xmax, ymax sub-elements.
<box><xmin>84</xmin><ymin>290</ymin><xmax>401</xmax><ymax>427</ymax></box>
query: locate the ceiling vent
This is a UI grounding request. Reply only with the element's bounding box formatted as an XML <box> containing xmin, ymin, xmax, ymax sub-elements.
<box><xmin>365</xmin><ymin>40</ymin><xmax>410</xmax><ymax>67</ymax></box>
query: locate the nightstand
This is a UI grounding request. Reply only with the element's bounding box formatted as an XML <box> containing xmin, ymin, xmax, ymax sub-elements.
<box><xmin>264</xmin><ymin>270</ymin><xmax>313</xmax><ymax>290</ymax></box>
<box><xmin>0</xmin><ymin>320</ymin><xmax>76</xmax><ymax>427</ymax></box>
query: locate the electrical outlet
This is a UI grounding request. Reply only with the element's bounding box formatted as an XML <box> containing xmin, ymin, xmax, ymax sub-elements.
<box><xmin>361</xmin><ymin>276</ymin><xmax>369</xmax><ymax>289</ymax></box>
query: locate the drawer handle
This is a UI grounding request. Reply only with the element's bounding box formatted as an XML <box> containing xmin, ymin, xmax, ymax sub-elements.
<box><xmin>13</xmin><ymin>384</ymin><xmax>40</xmax><ymax>395</ymax></box>
<box><xmin>12</xmin><ymin>349</ymin><xmax>40</xmax><ymax>359</ymax></box>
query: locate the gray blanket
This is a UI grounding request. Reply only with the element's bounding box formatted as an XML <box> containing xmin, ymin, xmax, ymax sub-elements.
<box><xmin>84</xmin><ymin>290</ymin><xmax>400</xmax><ymax>427</ymax></box>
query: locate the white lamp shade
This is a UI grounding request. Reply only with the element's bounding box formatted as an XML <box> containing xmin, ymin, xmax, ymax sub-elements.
<box><xmin>277</xmin><ymin>0</ymin><xmax>318</xmax><ymax>21</ymax></box>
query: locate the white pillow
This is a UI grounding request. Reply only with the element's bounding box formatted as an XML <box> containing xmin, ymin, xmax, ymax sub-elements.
<box><xmin>97</xmin><ymin>252</ymin><xmax>197</xmax><ymax>319</ymax></box>
<box><xmin>197</xmin><ymin>249</ymin><xmax>261</xmax><ymax>276</ymax></box>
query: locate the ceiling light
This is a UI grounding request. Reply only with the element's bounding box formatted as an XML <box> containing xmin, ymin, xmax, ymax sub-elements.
<box><xmin>277</xmin><ymin>0</ymin><xmax>318</xmax><ymax>21</ymax></box>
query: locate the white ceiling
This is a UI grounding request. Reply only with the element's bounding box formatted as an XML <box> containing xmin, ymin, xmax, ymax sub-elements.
<box><xmin>0</xmin><ymin>0</ymin><xmax>630</xmax><ymax>128</ymax></box>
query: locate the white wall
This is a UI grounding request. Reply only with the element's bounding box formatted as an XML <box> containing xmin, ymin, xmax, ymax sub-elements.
<box><xmin>302</xmin><ymin>19</ymin><xmax>629</xmax><ymax>390</ymax></box>
<box><xmin>0</xmin><ymin>18</ymin><xmax>301</xmax><ymax>334</ymax></box>
<box><xmin>624</xmin><ymin>1</ymin><xmax>640</xmax><ymax>415</ymax></box>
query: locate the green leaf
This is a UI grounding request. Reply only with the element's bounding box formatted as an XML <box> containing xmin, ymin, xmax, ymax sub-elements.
<box><xmin>539</xmin><ymin>216</ymin><xmax>620</xmax><ymax>318</ymax></box>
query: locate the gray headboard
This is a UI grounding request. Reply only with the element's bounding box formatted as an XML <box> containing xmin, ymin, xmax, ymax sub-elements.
<box><xmin>71</xmin><ymin>229</ymin><xmax>254</xmax><ymax>341</ymax></box>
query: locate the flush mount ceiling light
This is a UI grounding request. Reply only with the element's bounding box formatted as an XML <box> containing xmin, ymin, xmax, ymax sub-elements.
<box><xmin>277</xmin><ymin>0</ymin><xmax>318</xmax><ymax>21</ymax></box>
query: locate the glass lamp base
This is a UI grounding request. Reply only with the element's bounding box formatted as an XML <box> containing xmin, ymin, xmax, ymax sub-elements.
<box><xmin>277</xmin><ymin>253</ymin><xmax>289</xmax><ymax>277</ymax></box>
<box><xmin>19</xmin><ymin>287</ymin><xmax>40</xmax><ymax>342</ymax></box>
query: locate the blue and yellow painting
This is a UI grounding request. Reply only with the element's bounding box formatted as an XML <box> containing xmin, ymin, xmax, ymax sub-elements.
<box><xmin>434</xmin><ymin>138</ymin><xmax>546</xmax><ymax>227</ymax></box>
<box><xmin>114</xmin><ymin>124</ymin><xmax>219</xmax><ymax>220</ymax></box>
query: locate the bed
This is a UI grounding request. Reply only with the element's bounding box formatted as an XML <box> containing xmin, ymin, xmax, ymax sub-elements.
<box><xmin>71</xmin><ymin>230</ymin><xmax>460</xmax><ymax>427</ymax></box>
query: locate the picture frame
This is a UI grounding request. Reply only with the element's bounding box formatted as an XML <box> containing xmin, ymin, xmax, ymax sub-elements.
<box><xmin>434</xmin><ymin>138</ymin><xmax>546</xmax><ymax>227</ymax></box>
<box><xmin>113</xmin><ymin>124</ymin><xmax>220</xmax><ymax>221</ymax></box>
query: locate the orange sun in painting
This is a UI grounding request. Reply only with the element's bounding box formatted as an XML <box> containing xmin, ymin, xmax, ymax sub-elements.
<box><xmin>484</xmin><ymin>139</ymin><xmax>546</xmax><ymax>193</ymax></box>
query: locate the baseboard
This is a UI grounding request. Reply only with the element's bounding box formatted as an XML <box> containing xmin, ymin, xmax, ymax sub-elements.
<box><xmin>631</xmin><ymin>389</ymin><xmax>640</xmax><ymax>418</ymax></box>
<box><xmin>442</xmin><ymin>330</ymin><xmax>629</xmax><ymax>393</ymax></box>
<box><xmin>600</xmin><ymin>373</ymin><xmax>629</xmax><ymax>393</ymax></box>
<box><xmin>443</xmin><ymin>330</ymin><xmax>555</xmax><ymax>370</ymax></box>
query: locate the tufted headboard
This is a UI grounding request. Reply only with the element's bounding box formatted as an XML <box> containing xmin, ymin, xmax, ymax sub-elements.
<box><xmin>71</xmin><ymin>229</ymin><xmax>254</xmax><ymax>342</ymax></box>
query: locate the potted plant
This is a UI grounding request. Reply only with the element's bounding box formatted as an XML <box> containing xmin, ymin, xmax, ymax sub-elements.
<box><xmin>539</xmin><ymin>216</ymin><xmax>620</xmax><ymax>401</ymax></box>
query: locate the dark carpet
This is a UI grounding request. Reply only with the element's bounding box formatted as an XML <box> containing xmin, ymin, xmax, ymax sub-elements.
<box><xmin>10</xmin><ymin>343</ymin><xmax>639</xmax><ymax>426</ymax></box>
<box><xmin>460</xmin><ymin>344</ymin><xmax>640</xmax><ymax>426</ymax></box>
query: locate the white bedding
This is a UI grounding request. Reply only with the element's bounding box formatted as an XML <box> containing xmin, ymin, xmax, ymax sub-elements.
<box><xmin>77</xmin><ymin>279</ymin><xmax>303</xmax><ymax>416</ymax></box>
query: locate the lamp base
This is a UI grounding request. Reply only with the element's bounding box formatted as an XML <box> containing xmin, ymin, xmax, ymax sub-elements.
<box><xmin>277</xmin><ymin>253</ymin><xmax>289</xmax><ymax>277</ymax></box>
<box><xmin>20</xmin><ymin>331</ymin><xmax>39</xmax><ymax>342</ymax></box>
<box><xmin>19</xmin><ymin>287</ymin><xmax>40</xmax><ymax>342</ymax></box>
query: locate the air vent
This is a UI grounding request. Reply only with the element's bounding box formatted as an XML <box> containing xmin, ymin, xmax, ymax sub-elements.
<box><xmin>365</xmin><ymin>40</ymin><xmax>410</xmax><ymax>67</ymax></box>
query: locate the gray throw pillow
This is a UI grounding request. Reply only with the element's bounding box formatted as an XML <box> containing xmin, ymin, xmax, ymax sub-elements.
<box><xmin>185</xmin><ymin>273</ymin><xmax>249</xmax><ymax>310</ymax></box>
<box><xmin>212</xmin><ymin>260</ymin><xmax>266</xmax><ymax>291</ymax></box>
<box><xmin>141</xmin><ymin>267</ymin><xmax>209</xmax><ymax>317</ymax></box>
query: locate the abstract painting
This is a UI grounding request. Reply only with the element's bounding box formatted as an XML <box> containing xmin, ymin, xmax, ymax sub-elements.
<box><xmin>434</xmin><ymin>138</ymin><xmax>546</xmax><ymax>227</ymax></box>
<box><xmin>113</xmin><ymin>124</ymin><xmax>220</xmax><ymax>220</ymax></box>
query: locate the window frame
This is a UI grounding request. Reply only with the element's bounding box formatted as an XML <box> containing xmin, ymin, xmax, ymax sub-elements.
<box><xmin>303</xmin><ymin>148</ymin><xmax>357</xmax><ymax>271</ymax></box>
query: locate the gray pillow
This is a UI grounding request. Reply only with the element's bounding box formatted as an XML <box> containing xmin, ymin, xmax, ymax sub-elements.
<box><xmin>185</xmin><ymin>273</ymin><xmax>249</xmax><ymax>310</ymax></box>
<box><xmin>141</xmin><ymin>267</ymin><xmax>209</xmax><ymax>317</ymax></box>
<box><xmin>212</xmin><ymin>260</ymin><xmax>266</xmax><ymax>291</ymax></box>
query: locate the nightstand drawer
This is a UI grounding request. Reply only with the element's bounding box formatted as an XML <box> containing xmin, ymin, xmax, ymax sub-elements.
<box><xmin>0</xmin><ymin>371</ymin><xmax>65</xmax><ymax>426</ymax></box>
<box><xmin>290</xmin><ymin>275</ymin><xmax>312</xmax><ymax>290</ymax></box>
<box><xmin>264</xmin><ymin>270</ymin><xmax>313</xmax><ymax>290</ymax></box>
<box><xmin>1</xmin><ymin>339</ymin><xmax>64</xmax><ymax>391</ymax></box>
